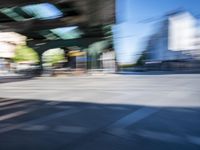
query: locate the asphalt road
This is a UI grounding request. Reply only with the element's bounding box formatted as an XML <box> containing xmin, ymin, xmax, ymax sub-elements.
<box><xmin>0</xmin><ymin>74</ymin><xmax>200</xmax><ymax>150</ymax></box>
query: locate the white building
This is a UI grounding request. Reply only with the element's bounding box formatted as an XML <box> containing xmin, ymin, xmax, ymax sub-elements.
<box><xmin>146</xmin><ymin>11</ymin><xmax>200</xmax><ymax>62</ymax></box>
<box><xmin>0</xmin><ymin>32</ymin><xmax>26</xmax><ymax>73</ymax></box>
<box><xmin>0</xmin><ymin>32</ymin><xmax>26</xmax><ymax>58</ymax></box>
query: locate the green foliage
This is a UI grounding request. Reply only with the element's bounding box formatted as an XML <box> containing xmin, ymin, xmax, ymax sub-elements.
<box><xmin>43</xmin><ymin>48</ymin><xmax>65</xmax><ymax>65</ymax></box>
<box><xmin>136</xmin><ymin>52</ymin><xmax>147</xmax><ymax>66</ymax></box>
<box><xmin>87</xmin><ymin>41</ymin><xmax>109</xmax><ymax>56</ymax></box>
<box><xmin>49</xmin><ymin>53</ymin><xmax>64</xmax><ymax>65</ymax></box>
<box><xmin>103</xmin><ymin>25</ymin><xmax>113</xmax><ymax>43</ymax></box>
<box><xmin>13</xmin><ymin>45</ymin><xmax>39</xmax><ymax>63</ymax></box>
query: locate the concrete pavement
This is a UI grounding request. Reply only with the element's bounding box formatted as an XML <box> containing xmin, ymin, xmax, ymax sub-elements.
<box><xmin>0</xmin><ymin>74</ymin><xmax>200</xmax><ymax>150</ymax></box>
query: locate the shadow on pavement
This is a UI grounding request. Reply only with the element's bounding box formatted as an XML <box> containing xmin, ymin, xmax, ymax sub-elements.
<box><xmin>0</xmin><ymin>75</ymin><xmax>35</xmax><ymax>84</ymax></box>
<box><xmin>0</xmin><ymin>98</ymin><xmax>200</xmax><ymax>150</ymax></box>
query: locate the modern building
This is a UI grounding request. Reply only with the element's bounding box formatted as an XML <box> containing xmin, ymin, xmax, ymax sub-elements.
<box><xmin>144</xmin><ymin>11</ymin><xmax>200</xmax><ymax>69</ymax></box>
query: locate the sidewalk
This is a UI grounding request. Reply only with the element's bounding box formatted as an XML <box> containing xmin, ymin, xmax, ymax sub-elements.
<box><xmin>0</xmin><ymin>72</ymin><xmax>32</xmax><ymax>83</ymax></box>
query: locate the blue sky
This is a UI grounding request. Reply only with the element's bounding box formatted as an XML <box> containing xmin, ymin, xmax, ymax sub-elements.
<box><xmin>114</xmin><ymin>0</ymin><xmax>200</xmax><ymax>64</ymax></box>
<box><xmin>117</xmin><ymin>0</ymin><xmax>200</xmax><ymax>23</ymax></box>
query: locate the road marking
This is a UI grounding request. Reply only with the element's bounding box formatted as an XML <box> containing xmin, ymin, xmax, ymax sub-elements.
<box><xmin>0</xmin><ymin>108</ymin><xmax>35</xmax><ymax>121</ymax></box>
<box><xmin>136</xmin><ymin>130</ymin><xmax>183</xmax><ymax>143</ymax></box>
<box><xmin>187</xmin><ymin>135</ymin><xmax>200</xmax><ymax>145</ymax></box>
<box><xmin>0</xmin><ymin>100</ymin><xmax>25</xmax><ymax>107</ymax></box>
<box><xmin>0</xmin><ymin>102</ymin><xmax>34</xmax><ymax>111</ymax></box>
<box><xmin>7</xmin><ymin>124</ymin><xmax>90</xmax><ymax>134</ymax></box>
<box><xmin>103</xmin><ymin>128</ymin><xmax>133</xmax><ymax>141</ymax></box>
<box><xmin>108</xmin><ymin>107</ymin><xmax>159</xmax><ymax>129</ymax></box>
<box><xmin>46</xmin><ymin>101</ymin><xmax>61</xmax><ymax>105</ymax></box>
<box><xmin>0</xmin><ymin>108</ymin><xmax>83</xmax><ymax>133</ymax></box>
<box><xmin>0</xmin><ymin>98</ymin><xmax>12</xmax><ymax>102</ymax></box>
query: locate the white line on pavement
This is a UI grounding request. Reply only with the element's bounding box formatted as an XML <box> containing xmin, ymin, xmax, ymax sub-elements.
<box><xmin>108</xmin><ymin>107</ymin><xmax>159</xmax><ymax>129</ymax></box>
<box><xmin>0</xmin><ymin>108</ymin><xmax>84</xmax><ymax>133</ymax></box>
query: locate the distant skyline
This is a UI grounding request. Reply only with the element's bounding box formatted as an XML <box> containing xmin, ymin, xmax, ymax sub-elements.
<box><xmin>114</xmin><ymin>0</ymin><xmax>200</xmax><ymax>64</ymax></box>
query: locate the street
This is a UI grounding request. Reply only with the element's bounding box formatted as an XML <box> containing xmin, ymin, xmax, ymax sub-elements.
<box><xmin>0</xmin><ymin>74</ymin><xmax>200</xmax><ymax>150</ymax></box>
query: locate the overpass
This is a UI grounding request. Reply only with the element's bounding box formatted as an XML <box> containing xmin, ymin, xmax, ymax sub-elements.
<box><xmin>0</xmin><ymin>0</ymin><xmax>115</xmax><ymax>71</ymax></box>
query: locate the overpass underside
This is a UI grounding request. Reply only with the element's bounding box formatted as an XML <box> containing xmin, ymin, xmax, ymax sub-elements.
<box><xmin>0</xmin><ymin>0</ymin><xmax>115</xmax><ymax>73</ymax></box>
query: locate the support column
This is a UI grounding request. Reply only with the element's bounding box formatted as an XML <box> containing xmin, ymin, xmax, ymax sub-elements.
<box><xmin>37</xmin><ymin>53</ymin><xmax>43</xmax><ymax>75</ymax></box>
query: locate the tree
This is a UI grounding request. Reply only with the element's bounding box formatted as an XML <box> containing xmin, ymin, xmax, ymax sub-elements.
<box><xmin>13</xmin><ymin>45</ymin><xmax>39</xmax><ymax>63</ymax></box>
